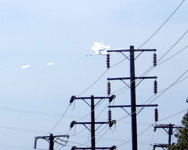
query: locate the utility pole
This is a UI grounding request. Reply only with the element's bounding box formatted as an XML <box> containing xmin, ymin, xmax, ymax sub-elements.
<box><xmin>107</xmin><ymin>46</ymin><xmax>157</xmax><ymax>150</ymax></box>
<box><xmin>153</xmin><ymin>124</ymin><xmax>182</xmax><ymax>149</ymax></box>
<box><xmin>34</xmin><ymin>133</ymin><xmax>69</xmax><ymax>150</ymax></box>
<box><xmin>70</xmin><ymin>95</ymin><xmax>117</xmax><ymax>150</ymax></box>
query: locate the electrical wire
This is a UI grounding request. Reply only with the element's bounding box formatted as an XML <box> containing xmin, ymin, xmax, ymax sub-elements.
<box><xmin>76</xmin><ymin>69</ymin><xmax>108</xmax><ymax>96</ymax></box>
<box><xmin>0</xmin><ymin>143</ymin><xmax>36</xmax><ymax>150</ymax></box>
<box><xmin>67</xmin><ymin>97</ymin><xmax>109</xmax><ymax>139</ymax></box>
<box><xmin>95</xmin><ymin>127</ymin><xmax>110</xmax><ymax>143</ymax></box>
<box><xmin>117</xmin><ymin>122</ymin><xmax>154</xmax><ymax>148</ymax></box>
<box><xmin>111</xmin><ymin>68</ymin><xmax>188</xmax><ymax>125</ymax></box>
<box><xmin>147</xmin><ymin>69</ymin><xmax>188</xmax><ymax>105</ymax></box>
<box><xmin>111</xmin><ymin>31</ymin><xmax>188</xmax><ymax>98</ymax></box>
<box><xmin>66</xmin><ymin>44</ymin><xmax>188</xmax><ymax>149</ymax></box>
<box><xmin>64</xmin><ymin>73</ymin><xmax>188</xmax><ymax>150</ymax></box>
<box><xmin>82</xmin><ymin>124</ymin><xmax>109</xmax><ymax>146</ymax></box>
<box><xmin>0</xmin><ymin>106</ymin><xmax>65</xmax><ymax>117</ymax></box>
<box><xmin>108</xmin><ymin>0</ymin><xmax>185</xmax><ymax>69</ymax></box>
<box><xmin>158</xmin><ymin>30</ymin><xmax>188</xmax><ymax>63</ymax></box>
<box><xmin>0</xmin><ymin>125</ymin><xmax>46</xmax><ymax>134</ymax></box>
<box><xmin>136</xmin><ymin>69</ymin><xmax>188</xmax><ymax>115</ymax></box>
<box><xmin>136</xmin><ymin>30</ymin><xmax>188</xmax><ymax>85</ymax></box>
<box><xmin>37</xmin><ymin>5</ymin><xmax>187</xmax><ymax>147</ymax></box>
<box><xmin>135</xmin><ymin>0</ymin><xmax>185</xmax><ymax>59</ymax></box>
<box><xmin>158</xmin><ymin>45</ymin><xmax>188</xmax><ymax>66</ymax></box>
<box><xmin>159</xmin><ymin>108</ymin><xmax>187</xmax><ymax>122</ymax></box>
<box><xmin>46</xmin><ymin>104</ymin><xmax>70</xmax><ymax>135</ymax></box>
<box><xmin>147</xmin><ymin>130</ymin><xmax>155</xmax><ymax>150</ymax></box>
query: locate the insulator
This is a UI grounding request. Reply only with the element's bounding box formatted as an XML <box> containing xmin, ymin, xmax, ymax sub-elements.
<box><xmin>153</xmin><ymin>53</ymin><xmax>157</xmax><ymax>67</ymax></box>
<box><xmin>109</xmin><ymin>95</ymin><xmax>116</xmax><ymax>103</ymax></box>
<box><xmin>107</xmin><ymin>81</ymin><xmax>111</xmax><ymax>96</ymax></box>
<box><xmin>154</xmin><ymin>80</ymin><xmax>157</xmax><ymax>94</ymax></box>
<box><xmin>106</xmin><ymin>53</ymin><xmax>110</xmax><ymax>69</ymax></box>
<box><xmin>108</xmin><ymin>109</ymin><xmax>112</xmax><ymax>122</ymax></box>
<box><xmin>34</xmin><ymin>139</ymin><xmax>37</xmax><ymax>149</ymax></box>
<box><xmin>70</xmin><ymin>96</ymin><xmax>76</xmax><ymax>104</ymax></box>
<box><xmin>109</xmin><ymin>120</ymin><xmax>116</xmax><ymax>128</ymax></box>
<box><xmin>111</xmin><ymin>145</ymin><xmax>117</xmax><ymax>150</ymax></box>
<box><xmin>70</xmin><ymin>121</ymin><xmax>77</xmax><ymax>128</ymax></box>
<box><xmin>155</xmin><ymin>108</ymin><xmax>158</xmax><ymax>122</ymax></box>
<box><xmin>71</xmin><ymin>146</ymin><xmax>77</xmax><ymax>150</ymax></box>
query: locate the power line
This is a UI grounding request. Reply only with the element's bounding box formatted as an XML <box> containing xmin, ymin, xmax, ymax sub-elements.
<box><xmin>77</xmin><ymin>69</ymin><xmax>108</xmax><ymax>96</ymax></box>
<box><xmin>158</xmin><ymin>45</ymin><xmax>188</xmax><ymax>66</ymax></box>
<box><xmin>147</xmin><ymin>69</ymin><xmax>188</xmax><ymax>105</ymax></box>
<box><xmin>138</xmin><ymin>30</ymin><xmax>188</xmax><ymax>82</ymax></box>
<box><xmin>111</xmin><ymin>33</ymin><xmax>188</xmax><ymax>97</ymax></box>
<box><xmin>108</xmin><ymin>0</ymin><xmax>186</xmax><ymax>71</ymax></box>
<box><xmin>117</xmin><ymin>123</ymin><xmax>154</xmax><ymax>148</ymax></box>
<box><xmin>65</xmin><ymin>69</ymin><xmax>188</xmax><ymax>150</ymax></box>
<box><xmin>159</xmin><ymin>108</ymin><xmax>187</xmax><ymax>122</ymax></box>
<box><xmin>158</xmin><ymin>30</ymin><xmax>188</xmax><ymax>62</ymax></box>
<box><xmin>46</xmin><ymin>104</ymin><xmax>70</xmax><ymax>135</ymax></box>
<box><xmin>135</xmin><ymin>0</ymin><xmax>186</xmax><ymax>59</ymax></box>
<box><xmin>0</xmin><ymin>125</ymin><xmax>46</xmax><ymax>134</ymax></box>
<box><xmin>110</xmin><ymin>68</ymin><xmax>188</xmax><ymax>124</ymax></box>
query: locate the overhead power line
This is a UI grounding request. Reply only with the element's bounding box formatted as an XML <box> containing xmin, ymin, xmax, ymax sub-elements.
<box><xmin>135</xmin><ymin>0</ymin><xmax>186</xmax><ymax>59</ymax></box>
<box><xmin>46</xmin><ymin>104</ymin><xmax>70</xmax><ymax>135</ymax></box>
<box><xmin>77</xmin><ymin>69</ymin><xmax>108</xmax><ymax>96</ymax></box>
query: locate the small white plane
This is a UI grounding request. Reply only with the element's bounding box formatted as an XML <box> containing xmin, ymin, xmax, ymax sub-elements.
<box><xmin>86</xmin><ymin>41</ymin><xmax>110</xmax><ymax>56</ymax></box>
<box><xmin>21</xmin><ymin>65</ymin><xmax>30</xmax><ymax>69</ymax></box>
<box><xmin>47</xmin><ymin>62</ymin><xmax>54</xmax><ymax>66</ymax></box>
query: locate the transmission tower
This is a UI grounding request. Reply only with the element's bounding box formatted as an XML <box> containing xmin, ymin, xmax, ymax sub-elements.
<box><xmin>34</xmin><ymin>133</ymin><xmax>69</xmax><ymax>150</ymax></box>
<box><xmin>153</xmin><ymin>124</ymin><xmax>182</xmax><ymax>149</ymax></box>
<box><xmin>70</xmin><ymin>95</ymin><xmax>117</xmax><ymax>150</ymax></box>
<box><xmin>107</xmin><ymin>45</ymin><xmax>158</xmax><ymax>150</ymax></box>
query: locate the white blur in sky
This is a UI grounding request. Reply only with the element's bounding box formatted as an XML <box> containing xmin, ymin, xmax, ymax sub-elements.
<box><xmin>0</xmin><ymin>1</ymin><xmax>187</xmax><ymax>150</ymax></box>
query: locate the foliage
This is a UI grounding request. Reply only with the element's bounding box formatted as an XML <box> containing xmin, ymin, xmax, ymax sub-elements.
<box><xmin>169</xmin><ymin>112</ymin><xmax>188</xmax><ymax>150</ymax></box>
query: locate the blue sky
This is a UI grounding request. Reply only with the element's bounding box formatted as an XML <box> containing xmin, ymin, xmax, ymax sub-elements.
<box><xmin>0</xmin><ymin>0</ymin><xmax>187</xmax><ymax>150</ymax></box>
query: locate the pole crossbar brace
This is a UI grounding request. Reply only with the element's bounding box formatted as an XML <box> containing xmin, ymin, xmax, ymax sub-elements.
<box><xmin>70</xmin><ymin>95</ymin><xmax>116</xmax><ymax>150</ymax></box>
<box><xmin>71</xmin><ymin>145</ymin><xmax>117</xmax><ymax>150</ymax></box>
<box><xmin>34</xmin><ymin>133</ymin><xmax>69</xmax><ymax>150</ymax></box>
<box><xmin>109</xmin><ymin>104</ymin><xmax>158</xmax><ymax>108</ymax></box>
<box><xmin>153</xmin><ymin>143</ymin><xmax>169</xmax><ymax>150</ymax></box>
<box><xmin>154</xmin><ymin>124</ymin><xmax>182</xmax><ymax>147</ymax></box>
<box><xmin>106</xmin><ymin>45</ymin><xmax>158</xmax><ymax>150</ymax></box>
<box><xmin>107</xmin><ymin>49</ymin><xmax>156</xmax><ymax>53</ymax></box>
<box><xmin>108</xmin><ymin>76</ymin><xmax>157</xmax><ymax>80</ymax></box>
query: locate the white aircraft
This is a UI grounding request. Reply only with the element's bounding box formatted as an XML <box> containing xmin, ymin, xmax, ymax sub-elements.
<box><xmin>86</xmin><ymin>41</ymin><xmax>110</xmax><ymax>56</ymax></box>
<box><xmin>47</xmin><ymin>62</ymin><xmax>54</xmax><ymax>66</ymax></box>
<box><xmin>21</xmin><ymin>65</ymin><xmax>30</xmax><ymax>69</ymax></box>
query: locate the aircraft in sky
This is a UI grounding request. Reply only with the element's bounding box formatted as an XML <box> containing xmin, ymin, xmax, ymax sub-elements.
<box><xmin>21</xmin><ymin>65</ymin><xmax>30</xmax><ymax>69</ymax></box>
<box><xmin>86</xmin><ymin>41</ymin><xmax>110</xmax><ymax>56</ymax></box>
<box><xmin>47</xmin><ymin>62</ymin><xmax>54</xmax><ymax>66</ymax></box>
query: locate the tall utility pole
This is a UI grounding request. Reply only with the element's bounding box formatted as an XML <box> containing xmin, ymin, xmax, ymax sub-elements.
<box><xmin>34</xmin><ymin>133</ymin><xmax>69</xmax><ymax>150</ymax></box>
<box><xmin>107</xmin><ymin>46</ymin><xmax>157</xmax><ymax>150</ymax></box>
<box><xmin>153</xmin><ymin>124</ymin><xmax>182</xmax><ymax>149</ymax></box>
<box><xmin>70</xmin><ymin>95</ymin><xmax>117</xmax><ymax>150</ymax></box>
<box><xmin>130</xmin><ymin>45</ymin><xmax>137</xmax><ymax>149</ymax></box>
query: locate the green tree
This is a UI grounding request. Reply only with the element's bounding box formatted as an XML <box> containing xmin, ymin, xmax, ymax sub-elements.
<box><xmin>169</xmin><ymin>112</ymin><xmax>188</xmax><ymax>150</ymax></box>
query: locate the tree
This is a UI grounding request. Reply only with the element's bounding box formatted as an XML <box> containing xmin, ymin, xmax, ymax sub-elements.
<box><xmin>169</xmin><ymin>112</ymin><xmax>188</xmax><ymax>150</ymax></box>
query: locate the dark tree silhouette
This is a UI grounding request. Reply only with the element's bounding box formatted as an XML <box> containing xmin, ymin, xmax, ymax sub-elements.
<box><xmin>169</xmin><ymin>112</ymin><xmax>188</xmax><ymax>150</ymax></box>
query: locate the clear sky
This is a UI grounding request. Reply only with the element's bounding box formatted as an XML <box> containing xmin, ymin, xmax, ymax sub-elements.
<box><xmin>0</xmin><ymin>0</ymin><xmax>187</xmax><ymax>150</ymax></box>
